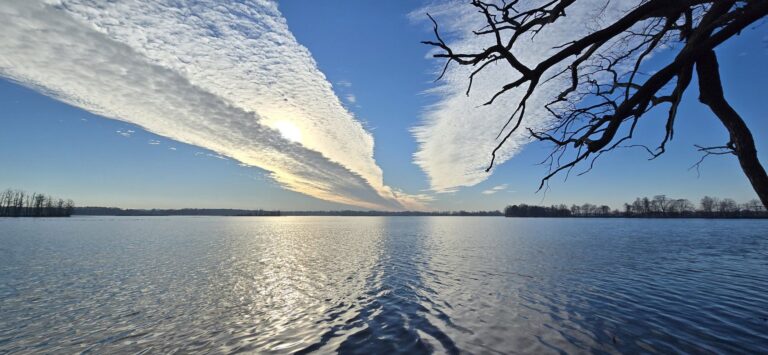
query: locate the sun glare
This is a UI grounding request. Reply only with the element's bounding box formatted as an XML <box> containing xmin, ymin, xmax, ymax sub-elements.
<box><xmin>274</xmin><ymin>120</ymin><xmax>302</xmax><ymax>143</ymax></box>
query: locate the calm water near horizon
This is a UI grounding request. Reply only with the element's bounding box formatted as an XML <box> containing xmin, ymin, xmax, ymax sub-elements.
<box><xmin>1</xmin><ymin>216</ymin><xmax>767</xmax><ymax>354</ymax></box>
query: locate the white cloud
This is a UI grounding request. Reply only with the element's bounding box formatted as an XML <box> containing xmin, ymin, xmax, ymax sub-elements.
<box><xmin>148</xmin><ymin>140</ymin><xmax>161</xmax><ymax>145</ymax></box>
<box><xmin>481</xmin><ymin>184</ymin><xmax>508</xmax><ymax>195</ymax></box>
<box><xmin>411</xmin><ymin>1</ymin><xmax>640</xmax><ymax>192</ymax></box>
<box><xmin>345</xmin><ymin>94</ymin><xmax>357</xmax><ymax>104</ymax></box>
<box><xmin>336</xmin><ymin>80</ymin><xmax>352</xmax><ymax>88</ymax></box>
<box><xmin>206</xmin><ymin>153</ymin><xmax>229</xmax><ymax>161</ymax></box>
<box><xmin>0</xmin><ymin>0</ymin><xmax>428</xmax><ymax>210</ymax></box>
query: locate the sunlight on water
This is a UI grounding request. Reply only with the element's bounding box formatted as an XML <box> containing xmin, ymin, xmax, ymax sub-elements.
<box><xmin>1</xmin><ymin>216</ymin><xmax>767</xmax><ymax>353</ymax></box>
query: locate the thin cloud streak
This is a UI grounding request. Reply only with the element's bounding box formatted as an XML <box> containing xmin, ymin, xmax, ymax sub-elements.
<box><xmin>481</xmin><ymin>184</ymin><xmax>508</xmax><ymax>195</ymax></box>
<box><xmin>411</xmin><ymin>1</ymin><xmax>640</xmax><ymax>192</ymax></box>
<box><xmin>0</xmin><ymin>0</ymin><xmax>427</xmax><ymax>210</ymax></box>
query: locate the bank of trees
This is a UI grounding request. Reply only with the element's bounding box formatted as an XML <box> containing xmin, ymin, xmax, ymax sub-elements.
<box><xmin>0</xmin><ymin>189</ymin><xmax>74</xmax><ymax>217</ymax></box>
<box><xmin>74</xmin><ymin>207</ymin><xmax>281</xmax><ymax>216</ymax></box>
<box><xmin>72</xmin><ymin>208</ymin><xmax>505</xmax><ymax>217</ymax></box>
<box><xmin>505</xmin><ymin>195</ymin><xmax>766</xmax><ymax>218</ymax></box>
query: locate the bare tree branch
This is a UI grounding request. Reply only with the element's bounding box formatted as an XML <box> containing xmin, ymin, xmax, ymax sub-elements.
<box><xmin>423</xmin><ymin>0</ymin><xmax>768</xmax><ymax>207</ymax></box>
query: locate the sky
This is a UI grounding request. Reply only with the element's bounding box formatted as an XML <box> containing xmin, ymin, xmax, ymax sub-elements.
<box><xmin>0</xmin><ymin>0</ymin><xmax>766</xmax><ymax>211</ymax></box>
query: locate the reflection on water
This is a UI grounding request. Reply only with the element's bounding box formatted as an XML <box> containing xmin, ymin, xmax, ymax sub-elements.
<box><xmin>331</xmin><ymin>218</ymin><xmax>458</xmax><ymax>354</ymax></box>
<box><xmin>1</xmin><ymin>216</ymin><xmax>767</xmax><ymax>353</ymax></box>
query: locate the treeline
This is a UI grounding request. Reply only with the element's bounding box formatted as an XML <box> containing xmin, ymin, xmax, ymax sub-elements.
<box><xmin>0</xmin><ymin>189</ymin><xmax>75</xmax><ymax>217</ymax></box>
<box><xmin>74</xmin><ymin>207</ymin><xmax>280</xmax><ymax>216</ymax></box>
<box><xmin>73</xmin><ymin>207</ymin><xmax>504</xmax><ymax>217</ymax></box>
<box><xmin>505</xmin><ymin>195</ymin><xmax>767</xmax><ymax>218</ymax></box>
<box><xmin>283</xmin><ymin>210</ymin><xmax>503</xmax><ymax>216</ymax></box>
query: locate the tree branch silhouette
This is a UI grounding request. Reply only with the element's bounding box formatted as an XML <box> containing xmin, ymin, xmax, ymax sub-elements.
<box><xmin>424</xmin><ymin>0</ymin><xmax>768</xmax><ymax>208</ymax></box>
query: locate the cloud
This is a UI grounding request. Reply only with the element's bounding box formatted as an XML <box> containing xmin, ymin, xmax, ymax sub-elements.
<box><xmin>148</xmin><ymin>140</ymin><xmax>161</xmax><ymax>145</ymax></box>
<box><xmin>206</xmin><ymin>153</ymin><xmax>229</xmax><ymax>161</ymax></box>
<box><xmin>345</xmin><ymin>94</ymin><xmax>357</xmax><ymax>104</ymax></box>
<box><xmin>336</xmin><ymin>80</ymin><xmax>352</xmax><ymax>88</ymax></box>
<box><xmin>481</xmin><ymin>184</ymin><xmax>508</xmax><ymax>195</ymax></box>
<box><xmin>0</xmin><ymin>0</ymin><xmax>427</xmax><ymax>210</ymax></box>
<box><xmin>411</xmin><ymin>1</ymin><xmax>640</xmax><ymax>192</ymax></box>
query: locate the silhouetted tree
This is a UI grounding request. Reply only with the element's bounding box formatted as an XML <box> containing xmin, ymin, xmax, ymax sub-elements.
<box><xmin>700</xmin><ymin>196</ymin><xmax>717</xmax><ymax>214</ymax></box>
<box><xmin>570</xmin><ymin>204</ymin><xmax>580</xmax><ymax>216</ymax></box>
<box><xmin>599</xmin><ymin>205</ymin><xmax>611</xmax><ymax>215</ymax></box>
<box><xmin>506</xmin><ymin>195</ymin><xmax>766</xmax><ymax>218</ymax></box>
<box><xmin>744</xmin><ymin>199</ymin><xmax>765</xmax><ymax>212</ymax></box>
<box><xmin>505</xmin><ymin>203</ymin><xmax>571</xmax><ymax>217</ymax></box>
<box><xmin>424</xmin><ymin>0</ymin><xmax>768</xmax><ymax>208</ymax></box>
<box><xmin>0</xmin><ymin>189</ymin><xmax>74</xmax><ymax>217</ymax></box>
<box><xmin>718</xmin><ymin>198</ymin><xmax>738</xmax><ymax>213</ymax></box>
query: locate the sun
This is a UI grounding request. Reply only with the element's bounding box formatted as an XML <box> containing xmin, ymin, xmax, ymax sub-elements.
<box><xmin>274</xmin><ymin>120</ymin><xmax>302</xmax><ymax>143</ymax></box>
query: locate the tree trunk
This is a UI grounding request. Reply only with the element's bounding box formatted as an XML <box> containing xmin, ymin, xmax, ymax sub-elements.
<box><xmin>696</xmin><ymin>50</ymin><xmax>768</xmax><ymax>209</ymax></box>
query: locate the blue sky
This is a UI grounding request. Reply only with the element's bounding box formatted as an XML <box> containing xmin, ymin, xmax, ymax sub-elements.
<box><xmin>0</xmin><ymin>1</ymin><xmax>765</xmax><ymax>210</ymax></box>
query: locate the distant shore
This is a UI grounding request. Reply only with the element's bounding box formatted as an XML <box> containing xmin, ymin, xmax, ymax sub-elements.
<box><xmin>504</xmin><ymin>198</ymin><xmax>768</xmax><ymax>219</ymax></box>
<box><xmin>65</xmin><ymin>206</ymin><xmax>768</xmax><ymax>218</ymax></box>
<box><xmin>6</xmin><ymin>188</ymin><xmax>765</xmax><ymax>219</ymax></box>
<box><xmin>72</xmin><ymin>207</ymin><xmax>503</xmax><ymax>217</ymax></box>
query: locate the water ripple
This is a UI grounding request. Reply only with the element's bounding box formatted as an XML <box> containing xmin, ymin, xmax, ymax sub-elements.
<box><xmin>1</xmin><ymin>217</ymin><xmax>767</xmax><ymax>353</ymax></box>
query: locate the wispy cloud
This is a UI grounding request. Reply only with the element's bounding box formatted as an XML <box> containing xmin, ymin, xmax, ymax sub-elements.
<box><xmin>116</xmin><ymin>129</ymin><xmax>134</xmax><ymax>137</ymax></box>
<box><xmin>206</xmin><ymin>153</ymin><xmax>229</xmax><ymax>161</ymax></box>
<box><xmin>345</xmin><ymin>94</ymin><xmax>357</xmax><ymax>105</ymax></box>
<box><xmin>411</xmin><ymin>1</ymin><xmax>639</xmax><ymax>192</ymax></box>
<box><xmin>481</xmin><ymin>184</ymin><xmax>509</xmax><ymax>195</ymax></box>
<box><xmin>0</xmin><ymin>1</ymin><xmax>427</xmax><ymax>210</ymax></box>
<box><xmin>336</xmin><ymin>80</ymin><xmax>352</xmax><ymax>88</ymax></box>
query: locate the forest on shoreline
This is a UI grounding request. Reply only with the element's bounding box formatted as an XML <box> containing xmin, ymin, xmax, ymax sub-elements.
<box><xmin>0</xmin><ymin>189</ymin><xmax>74</xmax><ymax>217</ymax></box>
<box><xmin>505</xmin><ymin>195</ymin><xmax>767</xmax><ymax>218</ymax></box>
<box><xmin>3</xmin><ymin>188</ymin><xmax>766</xmax><ymax>219</ymax></box>
<box><xmin>72</xmin><ymin>207</ymin><xmax>503</xmax><ymax>217</ymax></box>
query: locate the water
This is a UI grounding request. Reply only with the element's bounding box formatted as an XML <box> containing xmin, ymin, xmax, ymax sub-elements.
<box><xmin>0</xmin><ymin>217</ymin><xmax>767</xmax><ymax>354</ymax></box>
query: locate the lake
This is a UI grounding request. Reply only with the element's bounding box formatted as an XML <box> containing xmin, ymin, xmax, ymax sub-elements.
<box><xmin>1</xmin><ymin>216</ymin><xmax>767</xmax><ymax>354</ymax></box>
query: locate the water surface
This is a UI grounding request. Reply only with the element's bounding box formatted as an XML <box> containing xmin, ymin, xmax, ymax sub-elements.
<box><xmin>1</xmin><ymin>217</ymin><xmax>767</xmax><ymax>353</ymax></box>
